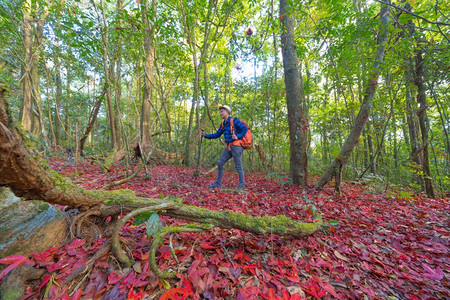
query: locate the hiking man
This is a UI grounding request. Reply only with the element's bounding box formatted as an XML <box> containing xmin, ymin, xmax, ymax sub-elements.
<box><xmin>201</xmin><ymin>105</ymin><xmax>248</xmax><ymax>190</ymax></box>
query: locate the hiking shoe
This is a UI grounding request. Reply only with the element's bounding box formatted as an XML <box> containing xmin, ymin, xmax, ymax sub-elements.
<box><xmin>208</xmin><ymin>182</ymin><xmax>222</xmax><ymax>188</ymax></box>
<box><xmin>236</xmin><ymin>185</ymin><xmax>246</xmax><ymax>190</ymax></box>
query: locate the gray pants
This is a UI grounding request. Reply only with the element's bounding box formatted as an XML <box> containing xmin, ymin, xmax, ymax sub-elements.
<box><xmin>215</xmin><ymin>145</ymin><xmax>245</xmax><ymax>186</ymax></box>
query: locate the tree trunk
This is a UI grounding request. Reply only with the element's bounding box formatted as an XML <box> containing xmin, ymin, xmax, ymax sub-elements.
<box><xmin>414</xmin><ymin>46</ymin><xmax>435</xmax><ymax>198</ymax></box>
<box><xmin>64</xmin><ymin>58</ymin><xmax>71</xmax><ymax>144</ymax></box>
<box><xmin>315</xmin><ymin>1</ymin><xmax>390</xmax><ymax>191</ymax></box>
<box><xmin>367</xmin><ymin>123</ymin><xmax>376</xmax><ymax>174</ymax></box>
<box><xmin>54</xmin><ymin>55</ymin><xmax>62</xmax><ymax>145</ymax></box>
<box><xmin>20</xmin><ymin>0</ymin><xmax>33</xmax><ymax>133</ymax></box>
<box><xmin>93</xmin><ymin>0</ymin><xmax>119</xmax><ymax>153</ymax></box>
<box><xmin>30</xmin><ymin>2</ymin><xmax>49</xmax><ymax>143</ymax></box>
<box><xmin>79</xmin><ymin>89</ymin><xmax>106</xmax><ymax>156</ymax></box>
<box><xmin>140</xmin><ymin>0</ymin><xmax>155</xmax><ymax>158</ymax></box>
<box><xmin>183</xmin><ymin>94</ymin><xmax>195</xmax><ymax>166</ymax></box>
<box><xmin>193</xmin><ymin>34</ymin><xmax>201</xmax><ymax>171</ymax></box>
<box><xmin>280</xmin><ymin>0</ymin><xmax>308</xmax><ymax>186</ymax></box>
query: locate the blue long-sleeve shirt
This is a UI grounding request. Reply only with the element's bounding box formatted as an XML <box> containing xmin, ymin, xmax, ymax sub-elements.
<box><xmin>205</xmin><ymin>116</ymin><xmax>248</xmax><ymax>144</ymax></box>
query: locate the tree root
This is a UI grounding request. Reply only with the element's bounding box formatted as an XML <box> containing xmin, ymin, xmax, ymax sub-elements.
<box><xmin>71</xmin><ymin>210</ymin><xmax>102</xmax><ymax>239</ymax></box>
<box><xmin>148</xmin><ymin>223</ymin><xmax>214</xmax><ymax>279</ymax></box>
<box><xmin>111</xmin><ymin>203</ymin><xmax>175</xmax><ymax>267</ymax></box>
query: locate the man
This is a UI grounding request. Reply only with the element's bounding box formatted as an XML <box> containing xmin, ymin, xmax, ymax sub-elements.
<box><xmin>201</xmin><ymin>105</ymin><xmax>248</xmax><ymax>190</ymax></box>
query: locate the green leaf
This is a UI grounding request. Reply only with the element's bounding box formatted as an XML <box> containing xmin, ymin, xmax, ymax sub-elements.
<box><xmin>160</xmin><ymin>278</ymin><xmax>170</xmax><ymax>289</ymax></box>
<box><xmin>146</xmin><ymin>213</ymin><xmax>163</xmax><ymax>238</ymax></box>
<box><xmin>329</xmin><ymin>220</ymin><xmax>339</xmax><ymax>226</ymax></box>
<box><xmin>133</xmin><ymin>211</ymin><xmax>153</xmax><ymax>225</ymax></box>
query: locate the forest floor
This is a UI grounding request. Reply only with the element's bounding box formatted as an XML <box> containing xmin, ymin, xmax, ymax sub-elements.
<box><xmin>3</xmin><ymin>159</ymin><xmax>449</xmax><ymax>299</ymax></box>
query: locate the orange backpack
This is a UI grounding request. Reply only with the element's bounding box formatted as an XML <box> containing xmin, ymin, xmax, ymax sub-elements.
<box><xmin>222</xmin><ymin>117</ymin><xmax>252</xmax><ymax>149</ymax></box>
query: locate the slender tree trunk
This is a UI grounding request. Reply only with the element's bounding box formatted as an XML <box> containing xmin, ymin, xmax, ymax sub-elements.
<box><xmin>93</xmin><ymin>0</ymin><xmax>119</xmax><ymax>153</ymax></box>
<box><xmin>183</xmin><ymin>94</ymin><xmax>195</xmax><ymax>166</ymax></box>
<box><xmin>193</xmin><ymin>36</ymin><xmax>201</xmax><ymax>171</ymax></box>
<box><xmin>140</xmin><ymin>0</ymin><xmax>156</xmax><ymax>157</ymax></box>
<box><xmin>280</xmin><ymin>0</ymin><xmax>308</xmax><ymax>186</ymax></box>
<box><xmin>367</xmin><ymin>123</ymin><xmax>376</xmax><ymax>174</ymax></box>
<box><xmin>20</xmin><ymin>0</ymin><xmax>33</xmax><ymax>133</ymax></box>
<box><xmin>80</xmin><ymin>89</ymin><xmax>106</xmax><ymax>156</ymax></box>
<box><xmin>414</xmin><ymin>46</ymin><xmax>435</xmax><ymax>198</ymax></box>
<box><xmin>405</xmin><ymin>66</ymin><xmax>421</xmax><ymax>167</ymax></box>
<box><xmin>31</xmin><ymin>2</ymin><xmax>49</xmax><ymax>143</ymax></box>
<box><xmin>315</xmin><ymin>1</ymin><xmax>390</xmax><ymax>192</ymax></box>
<box><xmin>363</xmin><ymin>131</ymin><xmax>369</xmax><ymax>168</ymax></box>
<box><xmin>54</xmin><ymin>55</ymin><xmax>62</xmax><ymax>145</ymax></box>
<box><xmin>270</xmin><ymin>15</ymin><xmax>279</xmax><ymax>170</ymax></box>
<box><xmin>65</xmin><ymin>59</ymin><xmax>71</xmax><ymax>144</ymax></box>
<box><xmin>401</xmin><ymin>114</ymin><xmax>410</xmax><ymax>148</ymax></box>
<box><xmin>113</xmin><ymin>0</ymin><xmax>124</xmax><ymax>149</ymax></box>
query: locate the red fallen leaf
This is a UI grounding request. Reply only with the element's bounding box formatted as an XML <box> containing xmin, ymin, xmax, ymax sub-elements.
<box><xmin>65</xmin><ymin>238</ymin><xmax>86</xmax><ymax>250</ymax></box>
<box><xmin>0</xmin><ymin>255</ymin><xmax>29</xmax><ymax>265</ymax></box>
<box><xmin>421</xmin><ymin>263</ymin><xmax>444</xmax><ymax>280</ymax></box>
<box><xmin>290</xmin><ymin>294</ymin><xmax>304</xmax><ymax>300</ymax></box>
<box><xmin>32</xmin><ymin>246</ymin><xmax>59</xmax><ymax>263</ymax></box>
<box><xmin>200</xmin><ymin>242</ymin><xmax>216</xmax><ymax>249</ymax></box>
<box><xmin>243</xmin><ymin>263</ymin><xmax>260</xmax><ymax>276</ymax></box>
<box><xmin>127</xmin><ymin>288</ymin><xmax>146</xmax><ymax>300</ymax></box>
<box><xmin>302</xmin><ymin>279</ymin><xmax>327</xmax><ymax>299</ymax></box>
<box><xmin>234</xmin><ymin>248</ymin><xmax>251</xmax><ymax>263</ymax></box>
<box><xmin>72</xmin><ymin>288</ymin><xmax>83</xmax><ymax>300</ymax></box>
<box><xmin>160</xmin><ymin>287</ymin><xmax>192</xmax><ymax>300</ymax></box>
<box><xmin>49</xmin><ymin>284</ymin><xmax>69</xmax><ymax>299</ymax></box>
<box><xmin>237</xmin><ymin>286</ymin><xmax>260</xmax><ymax>300</ymax></box>
<box><xmin>46</xmin><ymin>260</ymin><xmax>67</xmax><ymax>273</ymax></box>
<box><xmin>38</xmin><ymin>274</ymin><xmax>51</xmax><ymax>289</ymax></box>
<box><xmin>317</xmin><ymin>279</ymin><xmax>341</xmax><ymax>299</ymax></box>
<box><xmin>260</xmin><ymin>288</ymin><xmax>282</xmax><ymax>299</ymax></box>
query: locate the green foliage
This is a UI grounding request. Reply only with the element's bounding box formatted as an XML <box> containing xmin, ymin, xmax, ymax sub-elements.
<box><xmin>1</xmin><ymin>0</ymin><xmax>447</xmax><ymax>193</ymax></box>
<box><xmin>146</xmin><ymin>212</ymin><xmax>163</xmax><ymax>238</ymax></box>
<box><xmin>397</xmin><ymin>190</ymin><xmax>413</xmax><ymax>200</ymax></box>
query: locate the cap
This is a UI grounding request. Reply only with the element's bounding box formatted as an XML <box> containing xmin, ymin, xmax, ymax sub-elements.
<box><xmin>219</xmin><ymin>105</ymin><xmax>231</xmax><ymax>114</ymax></box>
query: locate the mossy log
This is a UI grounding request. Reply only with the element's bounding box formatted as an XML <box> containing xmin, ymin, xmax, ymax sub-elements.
<box><xmin>0</xmin><ymin>92</ymin><xmax>322</xmax><ymax>240</ymax></box>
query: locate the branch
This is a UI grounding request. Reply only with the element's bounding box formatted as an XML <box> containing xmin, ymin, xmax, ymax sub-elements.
<box><xmin>373</xmin><ymin>0</ymin><xmax>450</xmax><ymax>26</ymax></box>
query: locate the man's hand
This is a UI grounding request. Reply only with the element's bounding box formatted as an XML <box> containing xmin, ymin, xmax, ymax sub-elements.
<box><xmin>232</xmin><ymin>134</ymin><xmax>238</xmax><ymax>140</ymax></box>
<box><xmin>201</xmin><ymin>130</ymin><xmax>205</xmax><ymax>137</ymax></box>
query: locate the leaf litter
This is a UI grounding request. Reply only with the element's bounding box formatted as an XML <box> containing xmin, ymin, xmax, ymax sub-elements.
<box><xmin>1</xmin><ymin>159</ymin><xmax>448</xmax><ymax>299</ymax></box>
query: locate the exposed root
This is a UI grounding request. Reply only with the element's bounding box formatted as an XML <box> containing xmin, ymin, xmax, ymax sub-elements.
<box><xmin>148</xmin><ymin>223</ymin><xmax>214</xmax><ymax>279</ymax></box>
<box><xmin>111</xmin><ymin>203</ymin><xmax>175</xmax><ymax>267</ymax></box>
<box><xmin>71</xmin><ymin>210</ymin><xmax>102</xmax><ymax>239</ymax></box>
